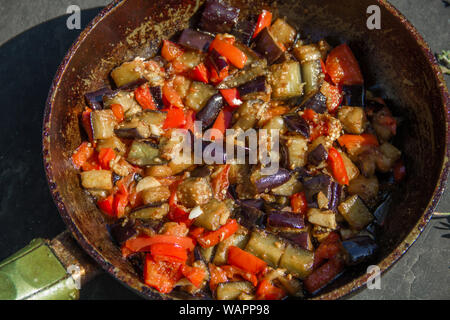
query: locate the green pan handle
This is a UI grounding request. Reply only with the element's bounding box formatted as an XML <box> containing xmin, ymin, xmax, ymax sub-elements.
<box><xmin>0</xmin><ymin>231</ymin><xmax>100</xmax><ymax>300</ymax></box>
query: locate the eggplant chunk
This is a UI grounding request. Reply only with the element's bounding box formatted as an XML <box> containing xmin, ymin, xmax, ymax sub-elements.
<box><xmin>80</xmin><ymin>170</ymin><xmax>113</xmax><ymax>190</ymax></box>
<box><xmin>338</xmin><ymin>195</ymin><xmax>374</xmax><ymax>230</ymax></box>
<box><xmin>270</xmin><ymin>61</ymin><xmax>304</xmax><ymax>100</ymax></box>
<box><xmin>279</xmin><ymin>244</ymin><xmax>314</xmax><ymax>279</ymax></box>
<box><xmin>200</xmin><ymin>0</ymin><xmax>240</xmax><ymax>34</ymax></box>
<box><xmin>111</xmin><ymin>59</ymin><xmax>145</xmax><ymax>87</ymax></box>
<box><xmin>298</xmin><ymin>91</ymin><xmax>327</xmax><ymax>114</ymax></box>
<box><xmin>130</xmin><ymin>203</ymin><xmax>170</xmax><ymax>220</ymax></box>
<box><xmin>307</xmin><ymin>208</ymin><xmax>337</xmax><ymax>229</ymax></box>
<box><xmin>90</xmin><ymin>110</ymin><xmax>117</xmax><ymax>140</ymax></box>
<box><xmin>185</xmin><ymin>82</ymin><xmax>217</xmax><ymax>112</ymax></box>
<box><xmin>283</xmin><ymin>113</ymin><xmax>310</xmax><ymax>138</ymax></box>
<box><xmin>342</xmin><ymin>236</ymin><xmax>377</xmax><ymax>265</ymax></box>
<box><xmin>301</xmin><ymin>60</ymin><xmax>323</xmax><ymax>96</ymax></box>
<box><xmin>138</xmin><ymin>110</ymin><xmax>167</xmax><ymax>136</ymax></box>
<box><xmin>216</xmin><ymin>281</ymin><xmax>254</xmax><ymax>300</ymax></box>
<box><xmin>338</xmin><ymin>151</ymin><xmax>360</xmax><ymax>181</ymax></box>
<box><xmin>217</xmin><ymin>60</ymin><xmax>267</xmax><ymax>89</ymax></box>
<box><xmin>85</xmin><ymin>87</ymin><xmax>112</xmax><ymax>110</ymax></box>
<box><xmin>196</xmin><ymin>94</ymin><xmax>224</xmax><ymax>129</ymax></box>
<box><xmin>136</xmin><ymin>176</ymin><xmax>161</xmax><ymax>192</ymax></box>
<box><xmin>308</xmin><ymin>144</ymin><xmax>328</xmax><ymax>166</ymax></box>
<box><xmin>279</xmin><ymin>232</ymin><xmax>313</xmax><ymax>251</ymax></box>
<box><xmin>270</xmin><ymin>18</ymin><xmax>297</xmax><ymax>48</ymax></box>
<box><xmin>236</xmin><ymin>203</ymin><xmax>266</xmax><ymax>230</ymax></box>
<box><xmin>209</xmin><ymin>49</ymin><xmax>229</xmax><ymax>73</ymax></box>
<box><xmin>114</xmin><ymin>120</ymin><xmax>150</xmax><ymax>139</ymax></box>
<box><xmin>232</xmin><ymin>15</ymin><xmax>257</xmax><ymax>46</ymax></box>
<box><xmin>255</xmin><ymin>27</ymin><xmax>284</xmax><ymax>65</ymax></box>
<box><xmin>149</xmin><ymin>86</ymin><xmax>164</xmax><ymax>110</ymax></box>
<box><xmin>338</xmin><ymin>106</ymin><xmax>367</xmax><ymax>134</ymax></box>
<box><xmin>293</xmin><ymin>44</ymin><xmax>322</xmax><ymax>63</ymax></box>
<box><xmin>108</xmin><ymin>219</ymin><xmax>138</xmax><ymax>245</ymax></box>
<box><xmin>232</xmin><ymin>100</ymin><xmax>268</xmax><ymax>131</ymax></box>
<box><xmin>245</xmin><ymin>230</ymin><xmax>286</xmax><ymax>268</ymax></box>
<box><xmin>127</xmin><ymin>141</ymin><xmax>162</xmax><ymax>166</ymax></box>
<box><xmin>347</xmin><ymin>175</ymin><xmax>379</xmax><ymax>206</ymax></box>
<box><xmin>238</xmin><ymin>76</ymin><xmax>268</xmax><ymax>100</ymax></box>
<box><xmin>141</xmin><ymin>186</ymin><xmax>171</xmax><ymax>205</ymax></box>
<box><xmin>176</xmin><ymin>177</ymin><xmax>213</xmax><ymax>208</ymax></box>
<box><xmin>252</xmin><ymin>168</ymin><xmax>291</xmax><ymax>194</ymax></box>
<box><xmin>194</xmin><ymin>199</ymin><xmax>231</xmax><ymax>231</ymax></box>
<box><xmin>103</xmin><ymin>90</ymin><xmax>141</xmax><ymax>116</ymax></box>
<box><xmin>283</xmin><ymin>135</ymin><xmax>308</xmax><ymax>169</ymax></box>
<box><xmin>271</xmin><ymin>174</ymin><xmax>303</xmax><ymax>196</ymax></box>
<box><xmin>213</xmin><ymin>227</ymin><xmax>249</xmax><ymax>265</ymax></box>
<box><xmin>267</xmin><ymin>212</ymin><xmax>306</xmax><ymax>230</ymax></box>
<box><xmin>376</xmin><ymin>143</ymin><xmax>401</xmax><ymax>172</ymax></box>
<box><xmin>178</xmin><ymin>28</ymin><xmax>214</xmax><ymax>52</ymax></box>
<box><xmin>96</xmin><ymin>136</ymin><xmax>127</xmax><ymax>156</ymax></box>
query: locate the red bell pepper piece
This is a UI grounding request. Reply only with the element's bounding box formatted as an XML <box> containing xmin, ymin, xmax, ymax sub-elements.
<box><xmin>110</xmin><ymin>103</ymin><xmax>125</xmax><ymax>122</ymax></box>
<box><xmin>163</xmin><ymin>83</ymin><xmax>184</xmax><ymax>109</ymax></box>
<box><xmin>151</xmin><ymin>243</ymin><xmax>188</xmax><ymax>264</ymax></box>
<box><xmin>97</xmin><ymin>194</ymin><xmax>114</xmax><ymax>216</ymax></box>
<box><xmin>182</xmin><ymin>109</ymin><xmax>196</xmax><ymax>132</ymax></box>
<box><xmin>161</xmin><ymin>40</ymin><xmax>184</xmax><ymax>62</ymax></box>
<box><xmin>327</xmin><ymin>147</ymin><xmax>349</xmax><ymax>186</ymax></box>
<box><xmin>125</xmin><ymin>235</ymin><xmax>195</xmax><ymax>252</ymax></box>
<box><xmin>255</xmin><ymin>280</ymin><xmax>286</xmax><ymax>300</ymax></box>
<box><xmin>304</xmin><ymin>256</ymin><xmax>345</xmax><ymax>294</ymax></box>
<box><xmin>144</xmin><ymin>255</ymin><xmax>183</xmax><ymax>294</ymax></box>
<box><xmin>209</xmin><ymin>64</ymin><xmax>229</xmax><ymax>85</ymax></box>
<box><xmin>211</xmin><ymin>164</ymin><xmax>231</xmax><ymax>201</ymax></box>
<box><xmin>135</xmin><ymin>84</ymin><xmax>157</xmax><ymax>110</ymax></box>
<box><xmin>227</xmin><ymin>246</ymin><xmax>267</xmax><ymax>275</ymax></box>
<box><xmin>320</xmin><ymin>81</ymin><xmax>343</xmax><ymax>113</ymax></box>
<box><xmin>221</xmin><ymin>265</ymin><xmax>258</xmax><ymax>287</ymax></box>
<box><xmin>163</xmin><ymin>107</ymin><xmax>186</xmax><ymax>129</ymax></box>
<box><xmin>189</xmin><ymin>227</ymin><xmax>205</xmax><ymax>239</ymax></box>
<box><xmin>220</xmin><ymin>88</ymin><xmax>242</xmax><ymax>108</ymax></box>
<box><xmin>252</xmin><ymin>10</ymin><xmax>272</xmax><ymax>39</ymax></box>
<box><xmin>325</xmin><ymin>44</ymin><xmax>364</xmax><ymax>85</ymax></box>
<box><xmin>209</xmin><ymin>263</ymin><xmax>228</xmax><ymax>291</ymax></box>
<box><xmin>210</xmin><ymin>108</ymin><xmax>233</xmax><ymax>141</ymax></box>
<box><xmin>191</xmin><ymin>63</ymin><xmax>209</xmax><ymax>83</ymax></box>
<box><xmin>302</xmin><ymin>109</ymin><xmax>330</xmax><ymax>142</ymax></box>
<box><xmin>113</xmin><ymin>192</ymin><xmax>129</xmax><ymax>218</ymax></box>
<box><xmin>98</xmin><ymin>148</ymin><xmax>116</xmax><ymax>170</ymax></box>
<box><xmin>71</xmin><ymin>142</ymin><xmax>94</xmax><ymax>169</ymax></box>
<box><xmin>393</xmin><ymin>159</ymin><xmax>406</xmax><ymax>182</ymax></box>
<box><xmin>337</xmin><ymin>134</ymin><xmax>379</xmax><ymax>153</ymax></box>
<box><xmin>290</xmin><ymin>192</ymin><xmax>308</xmax><ymax>215</ymax></box>
<box><xmin>168</xmin><ymin>206</ymin><xmax>193</xmax><ymax>227</ymax></box>
<box><xmin>197</xmin><ymin>219</ymin><xmax>239</xmax><ymax>248</ymax></box>
<box><xmin>181</xmin><ymin>265</ymin><xmax>206</xmax><ymax>288</ymax></box>
<box><xmin>209</xmin><ymin>38</ymin><xmax>247</xmax><ymax>69</ymax></box>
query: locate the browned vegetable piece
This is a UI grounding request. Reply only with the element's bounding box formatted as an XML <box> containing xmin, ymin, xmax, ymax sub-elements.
<box><xmin>245</xmin><ymin>230</ymin><xmax>286</xmax><ymax>268</ymax></box>
<box><xmin>338</xmin><ymin>195</ymin><xmax>374</xmax><ymax>230</ymax></box>
<box><xmin>80</xmin><ymin>170</ymin><xmax>113</xmax><ymax>190</ymax></box>
<box><xmin>114</xmin><ymin>120</ymin><xmax>150</xmax><ymax>139</ymax></box>
<box><xmin>338</xmin><ymin>150</ymin><xmax>360</xmax><ymax>181</ymax></box>
<box><xmin>283</xmin><ymin>135</ymin><xmax>308</xmax><ymax>169</ymax></box>
<box><xmin>270</xmin><ymin>18</ymin><xmax>297</xmax><ymax>48</ymax></box>
<box><xmin>96</xmin><ymin>136</ymin><xmax>126</xmax><ymax>155</ymax></box>
<box><xmin>111</xmin><ymin>59</ymin><xmax>145</xmax><ymax>87</ymax></box>
<box><xmin>185</xmin><ymin>82</ymin><xmax>218</xmax><ymax>112</ymax></box>
<box><xmin>269</xmin><ymin>61</ymin><xmax>304</xmax><ymax>100</ymax></box>
<box><xmin>212</xmin><ymin>227</ymin><xmax>249</xmax><ymax>265</ymax></box>
<box><xmin>216</xmin><ymin>281</ymin><xmax>254</xmax><ymax>300</ymax></box>
<box><xmin>254</xmin><ymin>27</ymin><xmax>284</xmax><ymax>65</ymax></box>
<box><xmin>307</xmin><ymin>208</ymin><xmax>337</xmax><ymax>229</ymax></box>
<box><xmin>130</xmin><ymin>203</ymin><xmax>170</xmax><ymax>220</ymax></box>
<box><xmin>91</xmin><ymin>110</ymin><xmax>117</xmax><ymax>140</ymax></box>
<box><xmin>278</xmin><ymin>244</ymin><xmax>314</xmax><ymax>279</ymax></box>
<box><xmin>194</xmin><ymin>199</ymin><xmax>231</xmax><ymax>231</ymax></box>
<box><xmin>176</xmin><ymin>177</ymin><xmax>212</xmax><ymax>208</ymax></box>
<box><xmin>376</xmin><ymin>143</ymin><xmax>401</xmax><ymax>172</ymax></box>
<box><xmin>141</xmin><ymin>186</ymin><xmax>171</xmax><ymax>205</ymax></box>
<box><xmin>347</xmin><ymin>175</ymin><xmax>379</xmax><ymax>205</ymax></box>
<box><xmin>338</xmin><ymin>106</ymin><xmax>367</xmax><ymax>134</ymax></box>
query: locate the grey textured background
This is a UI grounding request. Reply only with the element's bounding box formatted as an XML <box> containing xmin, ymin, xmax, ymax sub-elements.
<box><xmin>0</xmin><ymin>0</ymin><xmax>448</xmax><ymax>300</ymax></box>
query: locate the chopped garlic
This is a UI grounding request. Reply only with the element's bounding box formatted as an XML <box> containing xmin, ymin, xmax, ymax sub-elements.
<box><xmin>189</xmin><ymin>206</ymin><xmax>204</xmax><ymax>220</ymax></box>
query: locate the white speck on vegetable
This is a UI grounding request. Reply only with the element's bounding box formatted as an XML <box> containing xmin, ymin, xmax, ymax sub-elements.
<box><xmin>189</xmin><ymin>206</ymin><xmax>204</xmax><ymax>220</ymax></box>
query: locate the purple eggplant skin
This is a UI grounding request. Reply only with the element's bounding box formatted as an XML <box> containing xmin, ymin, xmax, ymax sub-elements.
<box><xmin>107</xmin><ymin>219</ymin><xmax>138</xmax><ymax>245</ymax></box>
<box><xmin>267</xmin><ymin>212</ymin><xmax>305</xmax><ymax>230</ymax></box>
<box><xmin>254</xmin><ymin>168</ymin><xmax>291</xmax><ymax>193</ymax></box>
<box><xmin>283</xmin><ymin>113</ymin><xmax>310</xmax><ymax>139</ymax></box>
<box><xmin>178</xmin><ymin>28</ymin><xmax>214</xmax><ymax>52</ymax></box>
<box><xmin>328</xmin><ymin>181</ymin><xmax>342</xmax><ymax>212</ymax></box>
<box><xmin>301</xmin><ymin>91</ymin><xmax>327</xmax><ymax>114</ymax></box>
<box><xmin>84</xmin><ymin>87</ymin><xmax>113</xmax><ymax>110</ymax></box>
<box><xmin>279</xmin><ymin>142</ymin><xmax>290</xmax><ymax>169</ymax></box>
<box><xmin>308</xmin><ymin>144</ymin><xmax>328</xmax><ymax>166</ymax></box>
<box><xmin>191</xmin><ymin>166</ymin><xmax>212</xmax><ymax>178</ymax></box>
<box><xmin>342</xmin><ymin>236</ymin><xmax>378</xmax><ymax>265</ymax></box>
<box><xmin>200</xmin><ymin>0</ymin><xmax>240</xmax><ymax>34</ymax></box>
<box><xmin>254</xmin><ymin>27</ymin><xmax>284</xmax><ymax>65</ymax></box>
<box><xmin>209</xmin><ymin>49</ymin><xmax>229</xmax><ymax>73</ymax></box>
<box><xmin>342</xmin><ymin>85</ymin><xmax>365</xmax><ymax>107</ymax></box>
<box><xmin>237</xmin><ymin>76</ymin><xmax>267</xmax><ymax>97</ymax></box>
<box><xmin>295</xmin><ymin>167</ymin><xmax>313</xmax><ymax>182</ymax></box>
<box><xmin>372</xmin><ymin>194</ymin><xmax>392</xmax><ymax>226</ymax></box>
<box><xmin>232</xmin><ymin>15</ymin><xmax>257</xmax><ymax>46</ymax></box>
<box><xmin>236</xmin><ymin>203</ymin><xmax>266</xmax><ymax>229</ymax></box>
<box><xmin>196</xmin><ymin>94</ymin><xmax>225</xmax><ymax>129</ymax></box>
<box><xmin>239</xmin><ymin>199</ymin><xmax>265</xmax><ymax>210</ymax></box>
<box><xmin>118</xmin><ymin>78</ymin><xmax>148</xmax><ymax>91</ymax></box>
<box><xmin>279</xmin><ymin>232</ymin><xmax>313</xmax><ymax>251</ymax></box>
<box><xmin>149</xmin><ymin>86</ymin><xmax>164</xmax><ymax>110</ymax></box>
<box><xmin>303</xmin><ymin>174</ymin><xmax>333</xmax><ymax>207</ymax></box>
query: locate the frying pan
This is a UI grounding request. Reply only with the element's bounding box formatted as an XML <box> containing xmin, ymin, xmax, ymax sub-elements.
<box><xmin>0</xmin><ymin>0</ymin><xmax>448</xmax><ymax>300</ymax></box>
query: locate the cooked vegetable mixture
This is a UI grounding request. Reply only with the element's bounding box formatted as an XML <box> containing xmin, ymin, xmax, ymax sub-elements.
<box><xmin>72</xmin><ymin>0</ymin><xmax>406</xmax><ymax>300</ymax></box>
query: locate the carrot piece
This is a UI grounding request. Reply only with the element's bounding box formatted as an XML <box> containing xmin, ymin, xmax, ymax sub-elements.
<box><xmin>161</xmin><ymin>40</ymin><xmax>184</xmax><ymax>62</ymax></box>
<box><xmin>150</xmin><ymin>243</ymin><xmax>188</xmax><ymax>264</ymax></box>
<box><xmin>135</xmin><ymin>84</ymin><xmax>157</xmax><ymax>110</ymax></box>
<box><xmin>144</xmin><ymin>255</ymin><xmax>183</xmax><ymax>294</ymax></box>
<box><xmin>327</xmin><ymin>147</ymin><xmax>349</xmax><ymax>186</ymax></box>
<box><xmin>290</xmin><ymin>192</ymin><xmax>308</xmax><ymax>215</ymax></box>
<box><xmin>209</xmin><ymin>263</ymin><xmax>228</xmax><ymax>292</ymax></box>
<box><xmin>71</xmin><ymin>142</ymin><xmax>94</xmax><ymax>169</ymax></box>
<box><xmin>125</xmin><ymin>235</ymin><xmax>195</xmax><ymax>252</ymax></box>
<box><xmin>255</xmin><ymin>280</ymin><xmax>286</xmax><ymax>300</ymax></box>
<box><xmin>209</xmin><ymin>38</ymin><xmax>247</xmax><ymax>69</ymax></box>
<box><xmin>110</xmin><ymin>103</ymin><xmax>125</xmax><ymax>122</ymax></box>
<box><xmin>252</xmin><ymin>10</ymin><xmax>272</xmax><ymax>39</ymax></box>
<box><xmin>304</xmin><ymin>257</ymin><xmax>345</xmax><ymax>293</ymax></box>
<box><xmin>325</xmin><ymin>44</ymin><xmax>364</xmax><ymax>85</ymax></box>
<box><xmin>98</xmin><ymin>148</ymin><xmax>116</xmax><ymax>170</ymax></box>
<box><xmin>181</xmin><ymin>265</ymin><xmax>206</xmax><ymax>288</ymax></box>
<box><xmin>197</xmin><ymin>219</ymin><xmax>239</xmax><ymax>248</ymax></box>
<box><xmin>227</xmin><ymin>246</ymin><xmax>267</xmax><ymax>275</ymax></box>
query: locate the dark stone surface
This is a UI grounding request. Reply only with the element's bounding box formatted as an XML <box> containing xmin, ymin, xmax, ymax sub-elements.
<box><xmin>0</xmin><ymin>0</ymin><xmax>447</xmax><ymax>300</ymax></box>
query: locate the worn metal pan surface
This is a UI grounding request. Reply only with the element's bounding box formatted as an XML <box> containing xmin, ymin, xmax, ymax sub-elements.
<box><xmin>42</xmin><ymin>0</ymin><xmax>449</xmax><ymax>299</ymax></box>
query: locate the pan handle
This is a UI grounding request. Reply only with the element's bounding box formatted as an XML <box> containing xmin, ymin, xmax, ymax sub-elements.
<box><xmin>0</xmin><ymin>231</ymin><xmax>100</xmax><ymax>300</ymax></box>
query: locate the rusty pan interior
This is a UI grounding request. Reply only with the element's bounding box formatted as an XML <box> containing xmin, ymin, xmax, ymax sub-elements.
<box><xmin>42</xmin><ymin>0</ymin><xmax>449</xmax><ymax>299</ymax></box>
